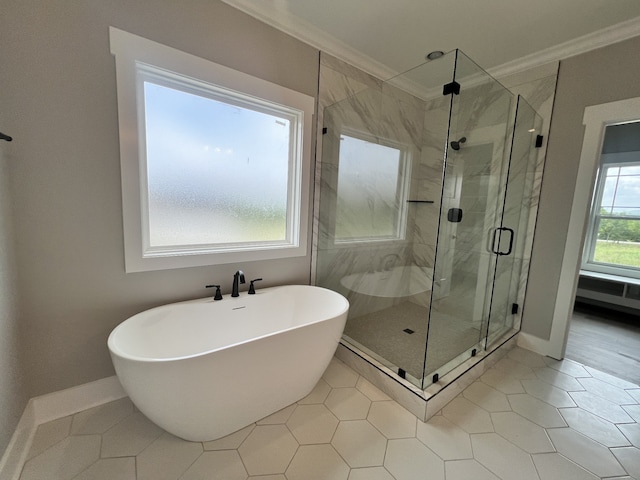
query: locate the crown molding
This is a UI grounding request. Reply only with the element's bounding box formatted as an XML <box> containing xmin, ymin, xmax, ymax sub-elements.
<box><xmin>488</xmin><ymin>16</ymin><xmax>640</xmax><ymax>79</ymax></box>
<box><xmin>220</xmin><ymin>0</ymin><xmax>397</xmax><ymax>80</ymax></box>
<box><xmin>222</xmin><ymin>0</ymin><xmax>640</xmax><ymax>81</ymax></box>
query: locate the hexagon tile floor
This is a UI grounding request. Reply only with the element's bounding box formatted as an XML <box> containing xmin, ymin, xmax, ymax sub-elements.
<box><xmin>18</xmin><ymin>347</ymin><xmax>640</xmax><ymax>480</ymax></box>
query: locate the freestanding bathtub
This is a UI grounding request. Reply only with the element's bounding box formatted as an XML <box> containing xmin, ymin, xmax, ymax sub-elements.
<box><xmin>108</xmin><ymin>285</ymin><xmax>349</xmax><ymax>441</ymax></box>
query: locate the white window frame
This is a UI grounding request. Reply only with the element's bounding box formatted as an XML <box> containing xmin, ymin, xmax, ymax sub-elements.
<box><xmin>109</xmin><ymin>27</ymin><xmax>314</xmax><ymax>272</ymax></box>
<box><xmin>582</xmin><ymin>152</ymin><xmax>640</xmax><ymax>279</ymax></box>
<box><xmin>333</xmin><ymin>128</ymin><xmax>412</xmax><ymax>245</ymax></box>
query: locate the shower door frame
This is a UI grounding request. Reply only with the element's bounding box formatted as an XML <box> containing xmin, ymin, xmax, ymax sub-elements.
<box><xmin>422</xmin><ymin>47</ymin><xmax>517</xmax><ymax>386</ymax></box>
<box><xmin>483</xmin><ymin>96</ymin><xmax>544</xmax><ymax>350</ymax></box>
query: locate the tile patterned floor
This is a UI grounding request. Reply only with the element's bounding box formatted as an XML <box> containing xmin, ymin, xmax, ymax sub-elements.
<box><xmin>19</xmin><ymin>346</ymin><xmax>640</xmax><ymax>480</ymax></box>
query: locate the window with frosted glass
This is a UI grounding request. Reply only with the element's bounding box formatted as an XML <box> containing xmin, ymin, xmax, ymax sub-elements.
<box><xmin>142</xmin><ymin>78</ymin><xmax>294</xmax><ymax>249</ymax></box>
<box><xmin>110</xmin><ymin>27</ymin><xmax>314</xmax><ymax>272</ymax></box>
<box><xmin>335</xmin><ymin>134</ymin><xmax>408</xmax><ymax>242</ymax></box>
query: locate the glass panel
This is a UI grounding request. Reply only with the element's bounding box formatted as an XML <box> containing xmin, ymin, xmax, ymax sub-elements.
<box><xmin>425</xmin><ymin>50</ymin><xmax>514</xmax><ymax>380</ymax></box>
<box><xmin>486</xmin><ymin>96</ymin><xmax>543</xmax><ymax>346</ymax></box>
<box><xmin>602</xmin><ymin>166</ymin><xmax>640</xmax><ymax>215</ymax></box>
<box><xmin>594</xmin><ymin>218</ymin><xmax>640</xmax><ymax>268</ymax></box>
<box><xmin>611</xmin><ymin>208</ymin><xmax>640</xmax><ymax>216</ymax></box>
<box><xmin>620</xmin><ymin>165</ymin><xmax>640</xmax><ymax>175</ymax></box>
<box><xmin>316</xmin><ymin>52</ymin><xmax>456</xmax><ymax>388</ymax></box>
<box><xmin>316</xmin><ymin>49</ymin><xmax>532</xmax><ymax>390</ymax></box>
<box><xmin>143</xmin><ymin>80</ymin><xmax>291</xmax><ymax>248</ymax></box>
<box><xmin>601</xmin><ymin>175</ymin><xmax>617</xmax><ymax>212</ymax></box>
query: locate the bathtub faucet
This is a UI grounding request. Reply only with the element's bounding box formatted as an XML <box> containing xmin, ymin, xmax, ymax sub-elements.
<box><xmin>380</xmin><ymin>253</ymin><xmax>401</xmax><ymax>271</ymax></box>
<box><xmin>232</xmin><ymin>270</ymin><xmax>245</xmax><ymax>297</ymax></box>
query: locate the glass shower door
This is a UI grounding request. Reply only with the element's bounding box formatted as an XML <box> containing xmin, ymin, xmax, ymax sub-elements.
<box><xmin>424</xmin><ymin>51</ymin><xmax>514</xmax><ymax>382</ymax></box>
<box><xmin>316</xmin><ymin>49</ymin><xmax>543</xmax><ymax>391</ymax></box>
<box><xmin>485</xmin><ymin>96</ymin><xmax>543</xmax><ymax>346</ymax></box>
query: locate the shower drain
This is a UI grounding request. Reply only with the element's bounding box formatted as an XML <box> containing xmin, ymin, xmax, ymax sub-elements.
<box><xmin>403</xmin><ymin>328</ymin><xmax>415</xmax><ymax>334</ymax></box>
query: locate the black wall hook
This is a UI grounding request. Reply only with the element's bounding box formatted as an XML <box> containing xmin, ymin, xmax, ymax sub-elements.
<box><xmin>0</xmin><ymin>132</ymin><xmax>12</xmax><ymax>142</ymax></box>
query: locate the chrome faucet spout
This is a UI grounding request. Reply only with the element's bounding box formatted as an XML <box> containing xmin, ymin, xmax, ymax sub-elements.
<box><xmin>232</xmin><ymin>270</ymin><xmax>245</xmax><ymax>297</ymax></box>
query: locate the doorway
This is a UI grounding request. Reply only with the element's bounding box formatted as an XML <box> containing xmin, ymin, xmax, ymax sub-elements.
<box><xmin>566</xmin><ymin>300</ymin><xmax>640</xmax><ymax>385</ymax></box>
<box><xmin>549</xmin><ymin>97</ymin><xmax>640</xmax><ymax>363</ymax></box>
<box><xmin>558</xmin><ymin>100</ymin><xmax>640</xmax><ymax>385</ymax></box>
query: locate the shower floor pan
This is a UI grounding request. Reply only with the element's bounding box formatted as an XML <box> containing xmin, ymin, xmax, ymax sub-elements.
<box><xmin>335</xmin><ymin>325</ymin><xmax>519</xmax><ymax>422</ymax></box>
<box><xmin>343</xmin><ymin>301</ymin><xmax>482</xmax><ymax>380</ymax></box>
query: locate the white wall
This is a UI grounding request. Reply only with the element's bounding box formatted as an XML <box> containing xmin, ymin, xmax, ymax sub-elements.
<box><xmin>0</xmin><ymin>0</ymin><xmax>320</xmax><ymax>403</ymax></box>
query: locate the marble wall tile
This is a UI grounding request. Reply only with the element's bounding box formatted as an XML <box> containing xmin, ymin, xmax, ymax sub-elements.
<box><xmin>315</xmin><ymin>53</ymin><xmax>436</xmax><ymax>296</ymax></box>
<box><xmin>312</xmin><ymin>54</ymin><xmax>382</xmax><ymax>280</ymax></box>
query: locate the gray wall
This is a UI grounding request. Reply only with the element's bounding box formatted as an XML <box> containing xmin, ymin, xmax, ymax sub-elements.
<box><xmin>522</xmin><ymin>34</ymin><xmax>640</xmax><ymax>340</ymax></box>
<box><xmin>0</xmin><ymin>140</ymin><xmax>26</xmax><ymax>455</ymax></box>
<box><xmin>0</xmin><ymin>0</ymin><xmax>319</xmax><ymax>406</ymax></box>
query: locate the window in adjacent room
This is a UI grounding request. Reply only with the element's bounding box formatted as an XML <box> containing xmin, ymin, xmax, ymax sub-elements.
<box><xmin>582</xmin><ymin>121</ymin><xmax>640</xmax><ymax>279</ymax></box>
<box><xmin>109</xmin><ymin>28</ymin><xmax>314</xmax><ymax>272</ymax></box>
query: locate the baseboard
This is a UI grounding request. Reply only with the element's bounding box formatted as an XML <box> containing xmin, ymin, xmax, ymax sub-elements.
<box><xmin>517</xmin><ymin>332</ymin><xmax>558</xmax><ymax>359</ymax></box>
<box><xmin>0</xmin><ymin>376</ymin><xmax>126</xmax><ymax>480</ymax></box>
<box><xmin>0</xmin><ymin>400</ymin><xmax>36</xmax><ymax>480</ymax></box>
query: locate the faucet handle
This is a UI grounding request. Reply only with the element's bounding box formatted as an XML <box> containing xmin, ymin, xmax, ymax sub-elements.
<box><xmin>248</xmin><ymin>278</ymin><xmax>263</xmax><ymax>295</ymax></box>
<box><xmin>206</xmin><ymin>284</ymin><xmax>223</xmax><ymax>301</ymax></box>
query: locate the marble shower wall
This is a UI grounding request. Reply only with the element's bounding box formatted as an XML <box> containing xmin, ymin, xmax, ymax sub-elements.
<box><xmin>410</xmin><ymin>95</ymin><xmax>449</xmax><ymax>283</ymax></box>
<box><xmin>314</xmin><ymin>53</ymin><xmax>450</xmax><ymax>319</ymax></box>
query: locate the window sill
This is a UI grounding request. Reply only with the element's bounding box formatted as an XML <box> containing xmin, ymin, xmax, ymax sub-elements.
<box><xmin>579</xmin><ymin>269</ymin><xmax>640</xmax><ymax>287</ymax></box>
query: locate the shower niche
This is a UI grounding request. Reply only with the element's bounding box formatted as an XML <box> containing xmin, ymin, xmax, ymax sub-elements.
<box><xmin>315</xmin><ymin>50</ymin><xmax>543</xmax><ymax>406</ymax></box>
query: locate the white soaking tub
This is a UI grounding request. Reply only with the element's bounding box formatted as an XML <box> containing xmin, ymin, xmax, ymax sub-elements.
<box><xmin>108</xmin><ymin>285</ymin><xmax>349</xmax><ymax>441</ymax></box>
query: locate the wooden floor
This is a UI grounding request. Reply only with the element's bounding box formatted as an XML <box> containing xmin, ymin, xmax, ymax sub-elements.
<box><xmin>566</xmin><ymin>302</ymin><xmax>640</xmax><ymax>386</ymax></box>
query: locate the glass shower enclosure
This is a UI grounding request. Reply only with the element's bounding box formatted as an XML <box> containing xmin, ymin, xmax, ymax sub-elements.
<box><xmin>315</xmin><ymin>50</ymin><xmax>542</xmax><ymax>389</ymax></box>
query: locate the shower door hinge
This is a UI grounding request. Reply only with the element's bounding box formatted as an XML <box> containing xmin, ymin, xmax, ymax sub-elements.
<box><xmin>512</xmin><ymin>303</ymin><xmax>519</xmax><ymax>315</ymax></box>
<box><xmin>535</xmin><ymin>135</ymin><xmax>544</xmax><ymax>148</ymax></box>
<box><xmin>322</xmin><ymin>127</ymin><xmax>328</xmax><ymax>135</ymax></box>
<box><xmin>442</xmin><ymin>81</ymin><xmax>461</xmax><ymax>96</ymax></box>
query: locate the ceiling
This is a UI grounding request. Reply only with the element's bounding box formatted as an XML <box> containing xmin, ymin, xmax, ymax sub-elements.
<box><xmin>221</xmin><ymin>0</ymin><xmax>640</xmax><ymax>79</ymax></box>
